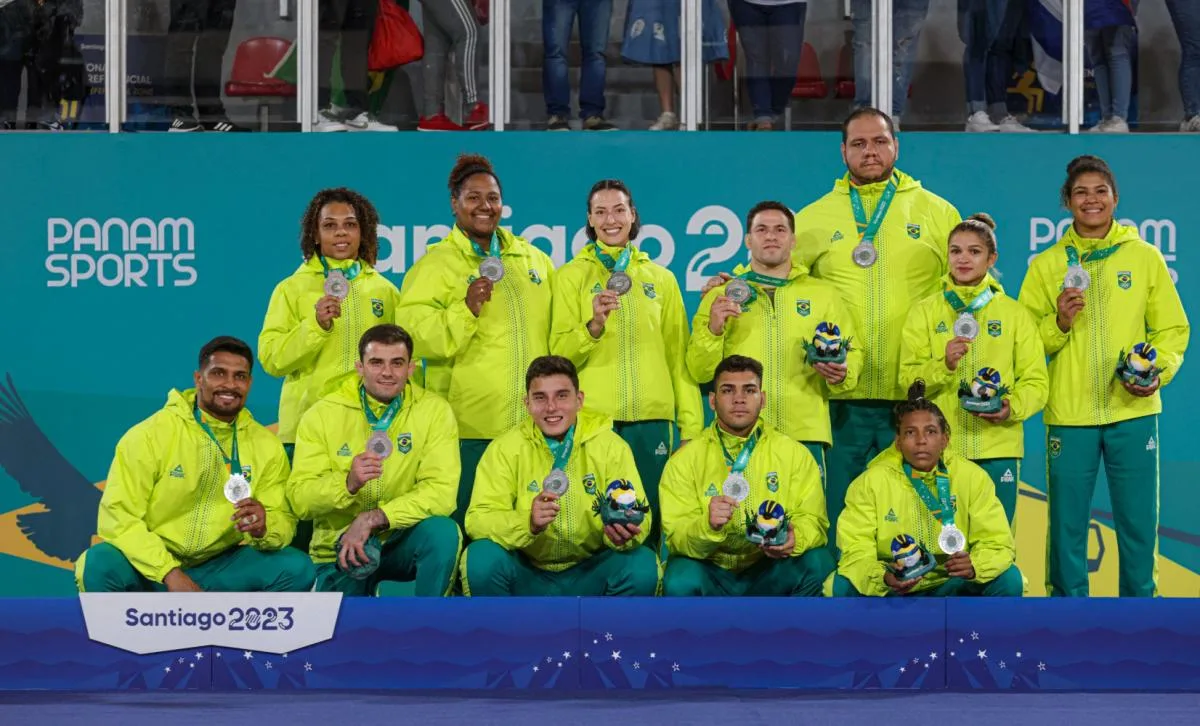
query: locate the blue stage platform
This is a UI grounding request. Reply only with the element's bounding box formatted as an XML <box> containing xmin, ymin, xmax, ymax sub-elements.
<box><xmin>1</xmin><ymin>598</ymin><xmax>1198</xmax><ymax>692</ymax></box>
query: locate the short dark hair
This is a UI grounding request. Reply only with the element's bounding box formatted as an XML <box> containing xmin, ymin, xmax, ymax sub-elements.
<box><xmin>713</xmin><ymin>355</ymin><xmax>763</xmax><ymax>386</ymax></box>
<box><xmin>199</xmin><ymin>336</ymin><xmax>254</xmax><ymax>372</ymax></box>
<box><xmin>525</xmin><ymin>355</ymin><xmax>579</xmax><ymax>392</ymax></box>
<box><xmin>299</xmin><ymin>187</ymin><xmax>381</xmax><ymax>265</ymax></box>
<box><xmin>449</xmin><ymin>153</ymin><xmax>502</xmax><ymax>199</ymax></box>
<box><xmin>585</xmin><ymin>179</ymin><xmax>641</xmax><ymax>242</ymax></box>
<box><xmin>841</xmin><ymin>106</ymin><xmax>896</xmax><ymax>143</ymax></box>
<box><xmin>1060</xmin><ymin>154</ymin><xmax>1118</xmax><ymax>207</ymax></box>
<box><xmin>892</xmin><ymin>380</ymin><xmax>951</xmax><ymax>436</ymax></box>
<box><xmin>358</xmin><ymin>324</ymin><xmax>414</xmax><ymax>361</ymax></box>
<box><xmin>746</xmin><ymin>201</ymin><xmax>795</xmax><ymax>234</ymax></box>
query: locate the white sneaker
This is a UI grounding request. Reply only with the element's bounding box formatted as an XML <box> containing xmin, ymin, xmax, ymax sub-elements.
<box><xmin>649</xmin><ymin>111</ymin><xmax>679</xmax><ymax>130</ymax></box>
<box><xmin>1180</xmin><ymin>115</ymin><xmax>1200</xmax><ymax>132</ymax></box>
<box><xmin>965</xmin><ymin>111</ymin><xmax>999</xmax><ymax>132</ymax></box>
<box><xmin>996</xmin><ymin>114</ymin><xmax>1036</xmax><ymax>132</ymax></box>
<box><xmin>1105</xmin><ymin>117</ymin><xmax>1130</xmax><ymax>133</ymax></box>
<box><xmin>349</xmin><ymin>113</ymin><xmax>397</xmax><ymax>132</ymax></box>
<box><xmin>1086</xmin><ymin>117</ymin><xmax>1109</xmax><ymax>133</ymax></box>
<box><xmin>315</xmin><ymin>110</ymin><xmax>348</xmax><ymax>132</ymax></box>
<box><xmin>340</xmin><ymin>112</ymin><xmax>371</xmax><ymax>131</ymax></box>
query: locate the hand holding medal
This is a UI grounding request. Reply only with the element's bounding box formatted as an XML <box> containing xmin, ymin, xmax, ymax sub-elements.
<box><xmin>346</xmin><ymin>451</ymin><xmax>384</xmax><ymax>495</ymax></box>
<box><xmin>315</xmin><ymin>295</ymin><xmax>343</xmax><ymax>331</ymax></box>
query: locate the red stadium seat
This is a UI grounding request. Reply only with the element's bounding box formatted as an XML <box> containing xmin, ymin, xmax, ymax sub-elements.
<box><xmin>791</xmin><ymin>43</ymin><xmax>827</xmax><ymax>99</ymax></box>
<box><xmin>224</xmin><ymin>37</ymin><xmax>296</xmax><ymax>132</ymax></box>
<box><xmin>835</xmin><ymin>35</ymin><xmax>855</xmax><ymax>99</ymax></box>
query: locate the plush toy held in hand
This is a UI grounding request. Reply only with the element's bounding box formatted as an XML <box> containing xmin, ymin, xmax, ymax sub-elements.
<box><xmin>592</xmin><ymin>479</ymin><xmax>650</xmax><ymax>526</ymax></box>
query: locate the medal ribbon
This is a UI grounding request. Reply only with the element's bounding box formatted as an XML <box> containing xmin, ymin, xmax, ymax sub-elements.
<box><xmin>593</xmin><ymin>243</ymin><xmax>633</xmax><ymax>273</ymax></box>
<box><xmin>903</xmin><ymin>462</ymin><xmax>955</xmax><ymax>527</ymax></box>
<box><xmin>318</xmin><ymin>255</ymin><xmax>362</xmax><ymax>281</ymax></box>
<box><xmin>470</xmin><ymin>231</ymin><xmax>502</xmax><ymax>260</ymax></box>
<box><xmin>545</xmin><ymin>424</ymin><xmax>576</xmax><ymax>472</ymax></box>
<box><xmin>193</xmin><ymin>405</ymin><xmax>241</xmax><ymax>475</ymax></box>
<box><xmin>848</xmin><ymin>172</ymin><xmax>899</xmax><ymax>252</ymax></box>
<box><xmin>736</xmin><ymin>269</ymin><xmax>791</xmax><ymax>288</ymax></box>
<box><xmin>717</xmin><ymin>423</ymin><xmax>759</xmax><ymax>475</ymax></box>
<box><xmin>360</xmin><ymin>386</ymin><xmax>402</xmax><ymax>433</ymax></box>
<box><xmin>943</xmin><ymin>286</ymin><xmax>995</xmax><ymax>317</ymax></box>
<box><xmin>1065</xmin><ymin>244</ymin><xmax>1120</xmax><ymax>267</ymax></box>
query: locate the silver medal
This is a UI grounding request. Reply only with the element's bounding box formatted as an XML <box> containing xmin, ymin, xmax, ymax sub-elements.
<box><xmin>479</xmin><ymin>256</ymin><xmax>505</xmax><ymax>282</ymax></box>
<box><xmin>938</xmin><ymin>523</ymin><xmax>966</xmax><ymax>555</ymax></box>
<box><xmin>542</xmin><ymin>468</ymin><xmax>569</xmax><ymax>496</ymax></box>
<box><xmin>367</xmin><ymin>430</ymin><xmax>393</xmax><ymax>459</ymax></box>
<box><xmin>606</xmin><ymin>271</ymin><xmax>633</xmax><ymax>295</ymax></box>
<box><xmin>224</xmin><ymin>473</ymin><xmax>251</xmax><ymax>504</ymax></box>
<box><xmin>725</xmin><ymin>279</ymin><xmax>752</xmax><ymax>305</ymax></box>
<box><xmin>1063</xmin><ymin>265</ymin><xmax>1090</xmax><ymax>291</ymax></box>
<box><xmin>952</xmin><ymin>313</ymin><xmax>980</xmax><ymax>340</ymax></box>
<box><xmin>722</xmin><ymin>473</ymin><xmax>750</xmax><ymax>503</ymax></box>
<box><xmin>324</xmin><ymin>270</ymin><xmax>350</xmax><ymax>299</ymax></box>
<box><xmin>852</xmin><ymin>242</ymin><xmax>877</xmax><ymax>268</ymax></box>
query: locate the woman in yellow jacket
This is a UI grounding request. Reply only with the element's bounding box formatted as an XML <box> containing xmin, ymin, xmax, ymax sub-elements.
<box><xmin>1019</xmin><ymin>155</ymin><xmax>1190</xmax><ymax>598</ymax></box>
<box><xmin>396</xmin><ymin>154</ymin><xmax>554</xmax><ymax>530</ymax></box>
<box><xmin>832</xmin><ymin>381</ymin><xmax>1022</xmax><ymax>597</ymax></box>
<box><xmin>258</xmin><ymin>188</ymin><xmax>403</xmax><ymax>551</ymax></box>
<box><xmin>900</xmin><ymin>213</ymin><xmax>1048</xmax><ymax>525</ymax></box>
<box><xmin>550</xmin><ymin>179</ymin><xmax>703</xmax><ymax>548</ymax></box>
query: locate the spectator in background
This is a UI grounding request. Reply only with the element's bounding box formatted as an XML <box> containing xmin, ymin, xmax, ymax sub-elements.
<box><xmin>318</xmin><ymin>0</ymin><xmax>397</xmax><ymax>131</ymax></box>
<box><xmin>163</xmin><ymin>0</ymin><xmax>239</xmax><ymax>132</ymax></box>
<box><xmin>1165</xmin><ymin>0</ymin><xmax>1200</xmax><ymax>132</ymax></box>
<box><xmin>850</xmin><ymin>0</ymin><xmax>930</xmax><ymax>129</ymax></box>
<box><xmin>415</xmin><ymin>0</ymin><xmax>490</xmax><ymax>131</ymax></box>
<box><xmin>0</xmin><ymin>1</ymin><xmax>32</xmax><ymax>130</ymax></box>
<box><xmin>620</xmin><ymin>0</ymin><xmax>728</xmax><ymax>131</ymax></box>
<box><xmin>0</xmin><ymin>0</ymin><xmax>82</xmax><ymax>131</ymax></box>
<box><xmin>725</xmin><ymin>0</ymin><xmax>807</xmax><ymax>132</ymax></box>
<box><xmin>960</xmin><ymin>0</ymin><xmax>1035</xmax><ymax>133</ymax></box>
<box><xmin>1085</xmin><ymin>0</ymin><xmax>1138</xmax><ymax>134</ymax></box>
<box><xmin>543</xmin><ymin>0</ymin><xmax>615</xmax><ymax>130</ymax></box>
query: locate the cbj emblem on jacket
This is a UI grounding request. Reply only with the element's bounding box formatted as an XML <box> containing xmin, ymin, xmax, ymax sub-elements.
<box><xmin>987</xmin><ymin>320</ymin><xmax>1002</xmax><ymax>337</ymax></box>
<box><xmin>906</xmin><ymin>223</ymin><xmax>921</xmax><ymax>239</ymax></box>
<box><xmin>795</xmin><ymin>300</ymin><xmax>811</xmax><ymax>317</ymax></box>
<box><xmin>529</xmin><ymin>269</ymin><xmax>543</xmax><ymax>285</ymax></box>
<box><xmin>1117</xmin><ymin>271</ymin><xmax>1132</xmax><ymax>290</ymax></box>
<box><xmin>397</xmin><ymin>433</ymin><xmax>412</xmax><ymax>454</ymax></box>
<box><xmin>371</xmin><ymin>298</ymin><xmax>384</xmax><ymax>318</ymax></box>
<box><xmin>642</xmin><ymin>282</ymin><xmax>657</xmax><ymax>299</ymax></box>
<box><xmin>583</xmin><ymin>473</ymin><xmax>597</xmax><ymax>494</ymax></box>
<box><xmin>766</xmin><ymin>471</ymin><xmax>779</xmax><ymax>492</ymax></box>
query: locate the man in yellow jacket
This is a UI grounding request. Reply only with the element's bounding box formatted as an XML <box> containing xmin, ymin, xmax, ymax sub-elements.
<box><xmin>793</xmin><ymin>108</ymin><xmax>962</xmax><ymax>546</ymax></box>
<box><xmin>660</xmin><ymin>355</ymin><xmax>835</xmax><ymax>596</ymax></box>
<box><xmin>288</xmin><ymin>324</ymin><xmax>462</xmax><ymax>596</ymax></box>
<box><xmin>461</xmin><ymin>356</ymin><xmax>659</xmax><ymax>596</ymax></box>
<box><xmin>396</xmin><ymin>155</ymin><xmax>554</xmax><ymax>530</ymax></box>
<box><xmin>76</xmin><ymin>337</ymin><xmax>314</xmax><ymax>592</ymax></box>
<box><xmin>689</xmin><ymin>201</ymin><xmax>862</xmax><ymax>488</ymax></box>
<box><xmin>832</xmin><ymin>383</ymin><xmax>1021</xmax><ymax>597</ymax></box>
<box><xmin>1018</xmin><ymin>155</ymin><xmax>1190</xmax><ymax>597</ymax></box>
<box><xmin>551</xmin><ymin>179</ymin><xmax>703</xmax><ymax>549</ymax></box>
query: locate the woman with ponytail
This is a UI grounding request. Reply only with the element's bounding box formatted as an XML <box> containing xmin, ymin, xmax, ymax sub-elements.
<box><xmin>899</xmin><ymin>213</ymin><xmax>1048</xmax><ymax>526</ymax></box>
<box><xmin>831</xmin><ymin>380</ymin><xmax>1022</xmax><ymax>597</ymax></box>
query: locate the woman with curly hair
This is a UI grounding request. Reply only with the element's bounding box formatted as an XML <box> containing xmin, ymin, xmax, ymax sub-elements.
<box><xmin>258</xmin><ymin>187</ymin><xmax>403</xmax><ymax>468</ymax></box>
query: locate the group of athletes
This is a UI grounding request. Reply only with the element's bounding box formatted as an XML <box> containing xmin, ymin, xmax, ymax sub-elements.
<box><xmin>73</xmin><ymin>107</ymin><xmax>1189</xmax><ymax>599</ymax></box>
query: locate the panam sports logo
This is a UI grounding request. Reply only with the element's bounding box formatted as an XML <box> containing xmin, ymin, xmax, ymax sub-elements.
<box><xmin>45</xmin><ymin>216</ymin><xmax>198</xmax><ymax>288</ymax></box>
<box><xmin>1029</xmin><ymin>217</ymin><xmax>1178</xmax><ymax>282</ymax></box>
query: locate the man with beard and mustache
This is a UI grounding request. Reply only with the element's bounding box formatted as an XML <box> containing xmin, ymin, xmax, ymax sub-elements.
<box><xmin>397</xmin><ymin>154</ymin><xmax>554</xmax><ymax>533</ymax></box>
<box><xmin>289</xmin><ymin>325</ymin><xmax>462</xmax><ymax>596</ymax></box>
<box><xmin>792</xmin><ymin>107</ymin><xmax>962</xmax><ymax>548</ymax></box>
<box><xmin>75</xmin><ymin>337</ymin><xmax>314</xmax><ymax>593</ymax></box>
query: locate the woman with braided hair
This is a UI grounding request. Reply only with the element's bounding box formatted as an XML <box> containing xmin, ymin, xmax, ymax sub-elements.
<box><xmin>830</xmin><ymin>380</ymin><xmax>1022</xmax><ymax>597</ymax></box>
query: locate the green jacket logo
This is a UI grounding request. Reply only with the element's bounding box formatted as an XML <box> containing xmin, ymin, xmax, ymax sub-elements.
<box><xmin>1048</xmin><ymin>436</ymin><xmax>1062</xmax><ymax>458</ymax></box>
<box><xmin>467</xmin><ymin>274</ymin><xmax>479</xmax><ymax>285</ymax></box>
<box><xmin>907</xmin><ymin>223</ymin><xmax>921</xmax><ymax>239</ymax></box>
<box><xmin>591</xmin><ymin>282</ymin><xmax>603</xmax><ymax>294</ymax></box>
<box><xmin>831</xmin><ymin>231</ymin><xmax>844</xmax><ymax>243</ymax></box>
<box><xmin>885</xmin><ymin>508</ymin><xmax>898</xmax><ymax>522</ymax></box>
<box><xmin>397</xmin><ymin>433</ymin><xmax>412</xmax><ymax>454</ymax></box>
<box><xmin>371</xmin><ymin>298</ymin><xmax>384</xmax><ymax>318</ymax></box>
<box><xmin>337</xmin><ymin>444</ymin><xmax>351</xmax><ymax>457</ymax></box>
<box><xmin>935</xmin><ymin>321</ymin><xmax>948</xmax><ymax>334</ymax></box>
<box><xmin>766</xmin><ymin>471</ymin><xmax>779</xmax><ymax>492</ymax></box>
<box><xmin>529</xmin><ymin>269</ymin><xmax>543</xmax><ymax>285</ymax></box>
<box><xmin>527</xmin><ymin>480</ymin><xmax>540</xmax><ymax>493</ymax></box>
<box><xmin>242</xmin><ymin>465</ymin><xmax>253</xmax><ymax>483</ymax></box>
<box><xmin>1117</xmin><ymin>271</ymin><xmax>1132</xmax><ymax>290</ymax></box>
<box><xmin>169</xmin><ymin>465</ymin><xmax>185</xmax><ymax>479</ymax></box>
<box><xmin>704</xmin><ymin>483</ymin><xmax>718</xmax><ymax>497</ymax></box>
<box><xmin>642</xmin><ymin>282</ymin><xmax>657</xmax><ymax>299</ymax></box>
<box><xmin>583</xmin><ymin>473</ymin><xmax>597</xmax><ymax>494</ymax></box>
<box><xmin>987</xmin><ymin>320</ymin><xmax>1002</xmax><ymax>337</ymax></box>
<box><xmin>795</xmin><ymin>299</ymin><xmax>811</xmax><ymax>317</ymax></box>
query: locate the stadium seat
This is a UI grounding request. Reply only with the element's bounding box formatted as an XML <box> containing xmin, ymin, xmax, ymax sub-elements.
<box><xmin>224</xmin><ymin>37</ymin><xmax>296</xmax><ymax>132</ymax></box>
<box><xmin>835</xmin><ymin>34</ymin><xmax>855</xmax><ymax>99</ymax></box>
<box><xmin>791</xmin><ymin>43</ymin><xmax>827</xmax><ymax>99</ymax></box>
